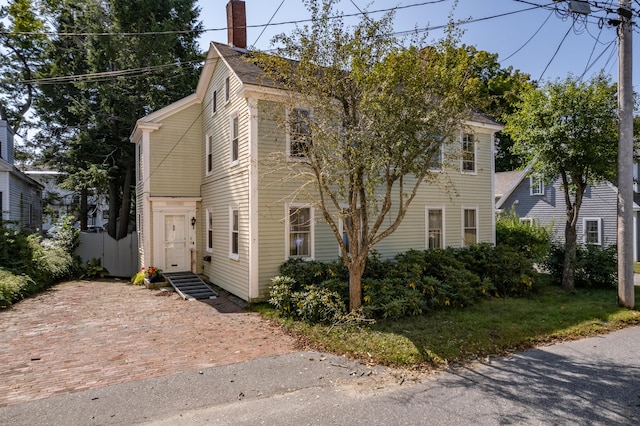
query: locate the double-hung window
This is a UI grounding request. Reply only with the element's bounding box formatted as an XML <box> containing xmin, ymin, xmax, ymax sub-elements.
<box><xmin>584</xmin><ymin>218</ymin><xmax>602</xmax><ymax>245</ymax></box>
<box><xmin>428</xmin><ymin>135</ymin><xmax>443</xmax><ymax>171</ymax></box>
<box><xmin>206</xmin><ymin>134</ymin><xmax>214</xmax><ymax>175</ymax></box>
<box><xmin>206</xmin><ymin>209</ymin><xmax>214</xmax><ymax>252</ymax></box>
<box><xmin>461</xmin><ymin>133</ymin><xmax>476</xmax><ymax>173</ymax></box>
<box><xmin>288</xmin><ymin>206</ymin><xmax>313</xmax><ymax>259</ymax></box>
<box><xmin>530</xmin><ymin>175</ymin><xmax>544</xmax><ymax>195</ymax></box>
<box><xmin>230</xmin><ymin>115</ymin><xmax>239</xmax><ymax>164</ymax></box>
<box><xmin>426</xmin><ymin>207</ymin><xmax>444</xmax><ymax>249</ymax></box>
<box><xmin>463</xmin><ymin>207</ymin><xmax>477</xmax><ymax>246</ymax></box>
<box><xmin>288</xmin><ymin>108</ymin><xmax>312</xmax><ymax>158</ymax></box>
<box><xmin>230</xmin><ymin>206</ymin><xmax>239</xmax><ymax>259</ymax></box>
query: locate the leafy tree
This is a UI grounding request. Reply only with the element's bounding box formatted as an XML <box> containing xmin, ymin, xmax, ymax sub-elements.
<box><xmin>253</xmin><ymin>0</ymin><xmax>480</xmax><ymax>311</ymax></box>
<box><xmin>0</xmin><ymin>0</ymin><xmax>46</xmax><ymax>134</ymax></box>
<box><xmin>503</xmin><ymin>73</ymin><xmax>618</xmax><ymax>291</ymax></box>
<box><xmin>35</xmin><ymin>0</ymin><xmax>203</xmax><ymax>238</ymax></box>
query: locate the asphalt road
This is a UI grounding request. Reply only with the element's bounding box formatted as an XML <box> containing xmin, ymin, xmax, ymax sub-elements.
<box><xmin>2</xmin><ymin>326</ymin><xmax>640</xmax><ymax>425</ymax></box>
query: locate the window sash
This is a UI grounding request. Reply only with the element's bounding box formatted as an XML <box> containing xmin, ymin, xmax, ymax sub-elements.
<box><xmin>462</xmin><ymin>134</ymin><xmax>475</xmax><ymax>173</ymax></box>
<box><xmin>231</xmin><ymin>116</ymin><xmax>239</xmax><ymax>163</ymax></box>
<box><xmin>212</xmin><ymin>90</ymin><xmax>218</xmax><ymax>115</ymax></box>
<box><xmin>463</xmin><ymin>208</ymin><xmax>477</xmax><ymax>246</ymax></box>
<box><xmin>289</xmin><ymin>108</ymin><xmax>312</xmax><ymax>158</ymax></box>
<box><xmin>206</xmin><ymin>209</ymin><xmax>213</xmax><ymax>252</ymax></box>
<box><xmin>289</xmin><ymin>207</ymin><xmax>311</xmax><ymax>258</ymax></box>
<box><xmin>231</xmin><ymin>208</ymin><xmax>239</xmax><ymax>256</ymax></box>
<box><xmin>224</xmin><ymin>77</ymin><xmax>230</xmax><ymax>102</ymax></box>
<box><xmin>427</xmin><ymin>209</ymin><xmax>443</xmax><ymax>249</ymax></box>
<box><xmin>530</xmin><ymin>176</ymin><xmax>544</xmax><ymax>195</ymax></box>
<box><xmin>206</xmin><ymin>135</ymin><xmax>213</xmax><ymax>174</ymax></box>
<box><xmin>584</xmin><ymin>219</ymin><xmax>601</xmax><ymax>244</ymax></box>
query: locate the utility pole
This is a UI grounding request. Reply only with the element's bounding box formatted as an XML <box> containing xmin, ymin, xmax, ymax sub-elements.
<box><xmin>617</xmin><ymin>0</ymin><xmax>635</xmax><ymax>308</ymax></box>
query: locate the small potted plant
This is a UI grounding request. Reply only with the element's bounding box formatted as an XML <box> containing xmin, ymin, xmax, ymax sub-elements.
<box><xmin>142</xmin><ymin>266</ymin><xmax>164</xmax><ymax>288</ymax></box>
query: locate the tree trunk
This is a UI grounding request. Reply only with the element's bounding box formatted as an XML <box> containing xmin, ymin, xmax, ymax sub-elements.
<box><xmin>562</xmin><ymin>221</ymin><xmax>577</xmax><ymax>291</ymax></box>
<box><xmin>349</xmin><ymin>257</ymin><xmax>366</xmax><ymax>312</ymax></box>
<box><xmin>116</xmin><ymin>165</ymin><xmax>132</xmax><ymax>240</ymax></box>
<box><xmin>79</xmin><ymin>187</ymin><xmax>88</xmax><ymax>230</ymax></box>
<box><xmin>107</xmin><ymin>180</ymin><xmax>118</xmax><ymax>239</ymax></box>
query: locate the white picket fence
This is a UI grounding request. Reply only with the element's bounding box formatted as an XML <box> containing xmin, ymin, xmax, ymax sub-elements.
<box><xmin>75</xmin><ymin>232</ymin><xmax>138</xmax><ymax>278</ymax></box>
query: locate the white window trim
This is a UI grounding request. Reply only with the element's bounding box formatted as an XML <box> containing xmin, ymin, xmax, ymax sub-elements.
<box><xmin>460</xmin><ymin>133</ymin><xmax>477</xmax><ymax>175</ymax></box>
<box><xmin>229</xmin><ymin>205</ymin><xmax>239</xmax><ymax>260</ymax></box>
<box><xmin>530</xmin><ymin>175</ymin><xmax>544</xmax><ymax>196</ymax></box>
<box><xmin>230</xmin><ymin>114</ymin><xmax>239</xmax><ymax>166</ymax></box>
<box><xmin>224</xmin><ymin>76</ymin><xmax>230</xmax><ymax>104</ymax></box>
<box><xmin>583</xmin><ymin>217</ymin><xmax>602</xmax><ymax>245</ymax></box>
<box><xmin>285</xmin><ymin>107</ymin><xmax>312</xmax><ymax>161</ymax></box>
<box><xmin>462</xmin><ymin>206</ymin><xmax>479</xmax><ymax>246</ymax></box>
<box><xmin>520</xmin><ymin>217</ymin><xmax>534</xmax><ymax>226</ymax></box>
<box><xmin>211</xmin><ymin>89</ymin><xmax>218</xmax><ymax>116</ymax></box>
<box><xmin>205</xmin><ymin>134</ymin><xmax>213</xmax><ymax>176</ymax></box>
<box><xmin>206</xmin><ymin>208</ymin><xmax>213</xmax><ymax>253</ymax></box>
<box><xmin>285</xmin><ymin>204</ymin><xmax>315</xmax><ymax>260</ymax></box>
<box><xmin>426</xmin><ymin>206</ymin><xmax>445</xmax><ymax>249</ymax></box>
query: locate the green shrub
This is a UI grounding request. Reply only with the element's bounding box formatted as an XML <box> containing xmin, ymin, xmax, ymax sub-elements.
<box><xmin>268</xmin><ymin>276</ymin><xmax>346</xmax><ymax>323</ymax></box>
<box><xmin>131</xmin><ymin>272</ymin><xmax>145</xmax><ymax>286</ymax></box>
<box><xmin>543</xmin><ymin>242</ymin><xmax>617</xmax><ymax>289</ymax></box>
<box><xmin>0</xmin><ymin>268</ymin><xmax>36</xmax><ymax>308</ymax></box>
<box><xmin>496</xmin><ymin>209</ymin><xmax>551</xmax><ymax>262</ymax></box>
<box><xmin>293</xmin><ymin>285</ymin><xmax>346</xmax><ymax>323</ymax></box>
<box><xmin>268</xmin><ymin>276</ymin><xmax>298</xmax><ymax>315</ymax></box>
<box><xmin>278</xmin><ymin>258</ymin><xmax>348</xmax><ymax>287</ymax></box>
<box><xmin>453</xmin><ymin>243</ymin><xmax>535</xmax><ymax>297</ymax></box>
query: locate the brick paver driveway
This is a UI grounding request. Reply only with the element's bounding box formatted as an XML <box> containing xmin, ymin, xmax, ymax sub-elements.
<box><xmin>0</xmin><ymin>279</ymin><xmax>298</xmax><ymax>407</ymax></box>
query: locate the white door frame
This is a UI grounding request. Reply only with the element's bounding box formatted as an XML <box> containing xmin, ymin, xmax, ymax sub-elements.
<box><xmin>149</xmin><ymin>197</ymin><xmax>200</xmax><ymax>272</ymax></box>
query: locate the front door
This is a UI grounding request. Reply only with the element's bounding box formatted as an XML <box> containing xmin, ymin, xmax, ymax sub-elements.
<box><xmin>164</xmin><ymin>214</ymin><xmax>187</xmax><ymax>271</ymax></box>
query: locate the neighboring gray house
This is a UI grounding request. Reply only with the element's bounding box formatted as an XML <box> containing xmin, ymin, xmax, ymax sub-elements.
<box><xmin>0</xmin><ymin>120</ymin><xmax>43</xmax><ymax>233</ymax></box>
<box><xmin>24</xmin><ymin>169</ymin><xmax>109</xmax><ymax>233</ymax></box>
<box><xmin>495</xmin><ymin>165</ymin><xmax>640</xmax><ymax>260</ymax></box>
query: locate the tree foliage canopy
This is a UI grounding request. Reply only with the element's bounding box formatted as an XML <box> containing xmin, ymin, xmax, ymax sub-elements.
<box><xmin>253</xmin><ymin>0</ymin><xmax>482</xmax><ymax>310</ymax></box>
<box><xmin>504</xmin><ymin>73</ymin><xmax>618</xmax><ymax>291</ymax></box>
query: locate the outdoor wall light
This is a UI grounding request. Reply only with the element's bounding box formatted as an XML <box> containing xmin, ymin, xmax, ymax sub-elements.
<box><xmin>191</xmin><ymin>217</ymin><xmax>196</xmax><ymax>228</ymax></box>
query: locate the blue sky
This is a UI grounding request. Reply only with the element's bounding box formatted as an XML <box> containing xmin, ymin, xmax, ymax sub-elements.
<box><xmin>199</xmin><ymin>0</ymin><xmax>633</xmax><ymax>87</ymax></box>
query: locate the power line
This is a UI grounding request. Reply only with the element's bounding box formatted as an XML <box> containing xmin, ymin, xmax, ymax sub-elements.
<box><xmin>252</xmin><ymin>0</ymin><xmax>287</xmax><ymax>47</ymax></box>
<box><xmin>501</xmin><ymin>9</ymin><xmax>555</xmax><ymax>61</ymax></box>
<box><xmin>539</xmin><ymin>18</ymin><xmax>574</xmax><ymax>80</ymax></box>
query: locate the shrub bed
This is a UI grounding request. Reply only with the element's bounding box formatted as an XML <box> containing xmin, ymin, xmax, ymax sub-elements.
<box><xmin>0</xmin><ymin>220</ymin><xmax>83</xmax><ymax>308</ymax></box>
<box><xmin>270</xmin><ymin>244</ymin><xmax>538</xmax><ymax>322</ymax></box>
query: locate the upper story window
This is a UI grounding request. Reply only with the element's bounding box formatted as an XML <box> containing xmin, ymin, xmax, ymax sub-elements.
<box><xmin>212</xmin><ymin>90</ymin><xmax>218</xmax><ymax>115</ymax></box>
<box><xmin>137</xmin><ymin>143</ymin><xmax>143</xmax><ymax>183</ymax></box>
<box><xmin>428</xmin><ymin>136</ymin><xmax>444</xmax><ymax>171</ymax></box>
<box><xmin>461</xmin><ymin>133</ymin><xmax>476</xmax><ymax>174</ymax></box>
<box><xmin>584</xmin><ymin>218</ymin><xmax>602</xmax><ymax>245</ymax></box>
<box><xmin>206</xmin><ymin>134</ymin><xmax>214</xmax><ymax>175</ymax></box>
<box><xmin>230</xmin><ymin>115</ymin><xmax>239</xmax><ymax>164</ymax></box>
<box><xmin>287</xmin><ymin>108</ymin><xmax>312</xmax><ymax>159</ymax></box>
<box><xmin>530</xmin><ymin>175</ymin><xmax>544</xmax><ymax>195</ymax></box>
<box><xmin>224</xmin><ymin>76</ymin><xmax>230</xmax><ymax>103</ymax></box>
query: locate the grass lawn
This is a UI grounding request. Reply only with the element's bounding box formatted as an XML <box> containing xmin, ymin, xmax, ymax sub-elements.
<box><xmin>258</xmin><ymin>283</ymin><xmax>640</xmax><ymax>370</ymax></box>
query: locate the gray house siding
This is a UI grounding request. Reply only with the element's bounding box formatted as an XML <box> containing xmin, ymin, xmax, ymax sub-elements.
<box><xmin>501</xmin><ymin>177</ymin><xmax>621</xmax><ymax>249</ymax></box>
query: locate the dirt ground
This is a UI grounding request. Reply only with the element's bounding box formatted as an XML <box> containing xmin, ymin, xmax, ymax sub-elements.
<box><xmin>0</xmin><ymin>279</ymin><xmax>299</xmax><ymax>407</ymax></box>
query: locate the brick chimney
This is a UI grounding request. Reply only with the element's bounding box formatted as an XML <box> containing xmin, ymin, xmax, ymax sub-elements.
<box><xmin>226</xmin><ymin>0</ymin><xmax>246</xmax><ymax>49</ymax></box>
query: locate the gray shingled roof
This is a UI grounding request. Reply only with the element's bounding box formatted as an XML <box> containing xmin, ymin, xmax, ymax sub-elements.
<box><xmin>495</xmin><ymin>170</ymin><xmax>525</xmax><ymax>199</ymax></box>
